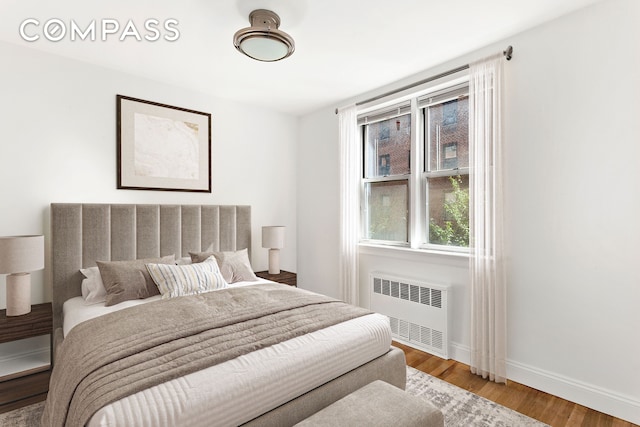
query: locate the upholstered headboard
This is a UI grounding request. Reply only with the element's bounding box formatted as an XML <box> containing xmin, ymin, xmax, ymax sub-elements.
<box><xmin>50</xmin><ymin>204</ymin><xmax>251</xmax><ymax>335</ymax></box>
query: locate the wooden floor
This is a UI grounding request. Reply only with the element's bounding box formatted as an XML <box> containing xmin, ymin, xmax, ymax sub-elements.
<box><xmin>395</xmin><ymin>342</ymin><xmax>637</xmax><ymax>427</ymax></box>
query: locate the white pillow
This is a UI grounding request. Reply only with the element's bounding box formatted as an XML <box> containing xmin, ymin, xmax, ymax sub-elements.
<box><xmin>80</xmin><ymin>266</ymin><xmax>107</xmax><ymax>305</ymax></box>
<box><xmin>175</xmin><ymin>256</ymin><xmax>193</xmax><ymax>265</ymax></box>
<box><xmin>146</xmin><ymin>256</ymin><xmax>228</xmax><ymax>299</ymax></box>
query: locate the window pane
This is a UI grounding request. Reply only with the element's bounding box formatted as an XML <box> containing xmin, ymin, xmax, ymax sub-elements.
<box><xmin>426</xmin><ymin>96</ymin><xmax>469</xmax><ymax>172</ymax></box>
<box><xmin>365</xmin><ymin>180</ymin><xmax>408</xmax><ymax>242</ymax></box>
<box><xmin>364</xmin><ymin>114</ymin><xmax>411</xmax><ymax>178</ymax></box>
<box><xmin>427</xmin><ymin>175</ymin><xmax>469</xmax><ymax>247</ymax></box>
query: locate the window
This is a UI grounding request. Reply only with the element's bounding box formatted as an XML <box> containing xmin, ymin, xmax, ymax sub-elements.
<box><xmin>422</xmin><ymin>86</ymin><xmax>469</xmax><ymax>248</ymax></box>
<box><xmin>360</xmin><ymin>82</ymin><xmax>469</xmax><ymax>251</ymax></box>
<box><xmin>361</xmin><ymin>104</ymin><xmax>411</xmax><ymax>243</ymax></box>
<box><xmin>442</xmin><ymin>99</ymin><xmax>458</xmax><ymax>126</ymax></box>
<box><xmin>378</xmin><ymin>154</ymin><xmax>391</xmax><ymax>175</ymax></box>
<box><xmin>442</xmin><ymin>142</ymin><xmax>458</xmax><ymax>169</ymax></box>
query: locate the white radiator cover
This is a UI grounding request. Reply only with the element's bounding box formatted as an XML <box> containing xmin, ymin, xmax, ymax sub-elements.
<box><xmin>370</xmin><ymin>272</ymin><xmax>450</xmax><ymax>359</ymax></box>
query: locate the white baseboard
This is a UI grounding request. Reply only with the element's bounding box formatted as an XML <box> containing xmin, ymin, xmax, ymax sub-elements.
<box><xmin>507</xmin><ymin>359</ymin><xmax>640</xmax><ymax>426</ymax></box>
<box><xmin>447</xmin><ymin>341</ymin><xmax>639</xmax><ymax>425</ymax></box>
<box><xmin>449</xmin><ymin>341</ymin><xmax>470</xmax><ymax>365</ymax></box>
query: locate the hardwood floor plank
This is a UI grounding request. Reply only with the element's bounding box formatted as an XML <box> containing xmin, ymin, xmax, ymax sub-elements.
<box><xmin>395</xmin><ymin>342</ymin><xmax>637</xmax><ymax>427</ymax></box>
<box><xmin>611</xmin><ymin>418</ymin><xmax>634</xmax><ymax>427</ymax></box>
<box><xmin>414</xmin><ymin>357</ymin><xmax>455</xmax><ymax>378</ymax></box>
<box><xmin>516</xmin><ymin>388</ymin><xmax>550</xmax><ymax>422</ymax></box>
<box><xmin>475</xmin><ymin>380</ymin><xmax>507</xmax><ymax>403</ymax></box>
<box><xmin>493</xmin><ymin>382</ymin><xmax>530</xmax><ymax>412</ymax></box>
<box><xmin>542</xmin><ymin>395</ymin><xmax>575</xmax><ymax>426</ymax></box>
<box><xmin>567</xmin><ymin>405</ymin><xmax>589</xmax><ymax>425</ymax></box>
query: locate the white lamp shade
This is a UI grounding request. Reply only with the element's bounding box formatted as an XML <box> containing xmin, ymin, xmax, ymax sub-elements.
<box><xmin>262</xmin><ymin>226</ymin><xmax>285</xmax><ymax>249</ymax></box>
<box><xmin>0</xmin><ymin>235</ymin><xmax>44</xmax><ymax>274</ymax></box>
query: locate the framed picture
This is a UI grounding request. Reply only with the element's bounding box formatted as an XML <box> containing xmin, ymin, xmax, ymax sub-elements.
<box><xmin>117</xmin><ymin>95</ymin><xmax>211</xmax><ymax>192</ymax></box>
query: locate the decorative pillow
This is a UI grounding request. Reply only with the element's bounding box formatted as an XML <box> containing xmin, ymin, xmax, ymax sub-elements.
<box><xmin>175</xmin><ymin>256</ymin><xmax>193</xmax><ymax>265</ymax></box>
<box><xmin>80</xmin><ymin>266</ymin><xmax>107</xmax><ymax>305</ymax></box>
<box><xmin>189</xmin><ymin>248</ymin><xmax>258</xmax><ymax>283</ymax></box>
<box><xmin>146</xmin><ymin>256</ymin><xmax>228</xmax><ymax>299</ymax></box>
<box><xmin>97</xmin><ymin>255</ymin><xmax>175</xmax><ymax>306</ymax></box>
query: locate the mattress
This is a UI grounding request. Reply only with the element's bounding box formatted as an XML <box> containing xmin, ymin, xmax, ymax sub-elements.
<box><xmin>62</xmin><ymin>279</ymin><xmax>274</xmax><ymax>337</ymax></box>
<box><xmin>62</xmin><ymin>283</ymin><xmax>392</xmax><ymax>426</ymax></box>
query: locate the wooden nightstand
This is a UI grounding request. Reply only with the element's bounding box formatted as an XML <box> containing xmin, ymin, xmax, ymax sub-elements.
<box><xmin>0</xmin><ymin>302</ymin><xmax>52</xmax><ymax>413</ymax></box>
<box><xmin>255</xmin><ymin>270</ymin><xmax>297</xmax><ymax>287</ymax></box>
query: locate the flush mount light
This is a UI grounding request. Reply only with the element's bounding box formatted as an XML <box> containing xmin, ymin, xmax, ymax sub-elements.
<box><xmin>233</xmin><ymin>9</ymin><xmax>295</xmax><ymax>62</ymax></box>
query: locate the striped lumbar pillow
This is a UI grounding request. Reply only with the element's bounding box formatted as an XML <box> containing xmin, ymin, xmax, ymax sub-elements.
<box><xmin>146</xmin><ymin>256</ymin><xmax>228</xmax><ymax>298</ymax></box>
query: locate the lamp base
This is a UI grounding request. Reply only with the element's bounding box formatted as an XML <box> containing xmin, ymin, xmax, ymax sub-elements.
<box><xmin>268</xmin><ymin>248</ymin><xmax>281</xmax><ymax>275</ymax></box>
<box><xmin>6</xmin><ymin>273</ymin><xmax>31</xmax><ymax>316</ymax></box>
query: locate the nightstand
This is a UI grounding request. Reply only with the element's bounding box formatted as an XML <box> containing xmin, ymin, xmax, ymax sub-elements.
<box><xmin>255</xmin><ymin>270</ymin><xmax>297</xmax><ymax>287</ymax></box>
<box><xmin>0</xmin><ymin>302</ymin><xmax>52</xmax><ymax>413</ymax></box>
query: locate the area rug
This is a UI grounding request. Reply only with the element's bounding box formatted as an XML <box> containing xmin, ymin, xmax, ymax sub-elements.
<box><xmin>0</xmin><ymin>401</ymin><xmax>43</xmax><ymax>427</ymax></box>
<box><xmin>406</xmin><ymin>366</ymin><xmax>549</xmax><ymax>426</ymax></box>
<box><xmin>1</xmin><ymin>368</ymin><xmax>548</xmax><ymax>426</ymax></box>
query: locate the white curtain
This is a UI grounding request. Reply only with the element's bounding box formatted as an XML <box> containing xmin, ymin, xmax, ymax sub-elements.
<box><xmin>338</xmin><ymin>105</ymin><xmax>359</xmax><ymax>305</ymax></box>
<box><xmin>469</xmin><ymin>54</ymin><xmax>507</xmax><ymax>383</ymax></box>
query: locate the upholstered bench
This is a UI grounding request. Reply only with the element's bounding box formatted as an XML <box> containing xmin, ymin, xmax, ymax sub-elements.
<box><xmin>294</xmin><ymin>380</ymin><xmax>444</xmax><ymax>427</ymax></box>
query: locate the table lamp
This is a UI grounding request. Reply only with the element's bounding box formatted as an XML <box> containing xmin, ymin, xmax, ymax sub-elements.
<box><xmin>0</xmin><ymin>235</ymin><xmax>44</xmax><ymax>316</ymax></box>
<box><xmin>262</xmin><ymin>226</ymin><xmax>285</xmax><ymax>274</ymax></box>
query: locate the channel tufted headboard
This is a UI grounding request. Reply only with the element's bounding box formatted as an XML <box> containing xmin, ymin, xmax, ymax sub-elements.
<box><xmin>50</xmin><ymin>203</ymin><xmax>251</xmax><ymax>335</ymax></box>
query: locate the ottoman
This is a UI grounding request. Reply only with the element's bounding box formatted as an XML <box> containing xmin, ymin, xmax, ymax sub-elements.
<box><xmin>294</xmin><ymin>380</ymin><xmax>444</xmax><ymax>427</ymax></box>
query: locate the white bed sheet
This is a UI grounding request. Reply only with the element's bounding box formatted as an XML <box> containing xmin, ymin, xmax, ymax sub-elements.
<box><xmin>62</xmin><ymin>279</ymin><xmax>274</xmax><ymax>337</ymax></box>
<box><xmin>62</xmin><ymin>282</ymin><xmax>392</xmax><ymax>427</ymax></box>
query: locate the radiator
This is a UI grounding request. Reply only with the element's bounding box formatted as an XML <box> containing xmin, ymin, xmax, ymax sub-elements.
<box><xmin>370</xmin><ymin>272</ymin><xmax>450</xmax><ymax>359</ymax></box>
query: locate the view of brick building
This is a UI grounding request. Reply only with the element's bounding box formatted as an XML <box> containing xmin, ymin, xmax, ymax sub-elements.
<box><xmin>364</xmin><ymin>95</ymin><xmax>469</xmax><ymax>245</ymax></box>
<box><xmin>364</xmin><ymin>114</ymin><xmax>411</xmax><ymax>242</ymax></box>
<box><xmin>426</xmin><ymin>96</ymin><xmax>470</xmax><ymax>246</ymax></box>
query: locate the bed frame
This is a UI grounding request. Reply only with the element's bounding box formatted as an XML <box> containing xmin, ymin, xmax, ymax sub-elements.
<box><xmin>50</xmin><ymin>203</ymin><xmax>406</xmax><ymax>426</ymax></box>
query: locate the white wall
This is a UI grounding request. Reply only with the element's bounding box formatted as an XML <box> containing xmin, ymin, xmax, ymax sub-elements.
<box><xmin>297</xmin><ymin>108</ymin><xmax>340</xmax><ymax>295</ymax></box>
<box><xmin>297</xmin><ymin>0</ymin><xmax>640</xmax><ymax>423</ymax></box>
<box><xmin>502</xmin><ymin>1</ymin><xmax>639</xmax><ymax>421</ymax></box>
<box><xmin>0</xmin><ymin>41</ymin><xmax>298</xmax><ymax>366</ymax></box>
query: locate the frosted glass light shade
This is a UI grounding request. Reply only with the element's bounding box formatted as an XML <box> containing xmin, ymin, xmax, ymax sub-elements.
<box><xmin>233</xmin><ymin>9</ymin><xmax>295</xmax><ymax>62</ymax></box>
<box><xmin>239</xmin><ymin>37</ymin><xmax>290</xmax><ymax>62</ymax></box>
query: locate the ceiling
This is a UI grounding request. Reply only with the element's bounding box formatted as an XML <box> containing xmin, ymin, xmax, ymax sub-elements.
<box><xmin>0</xmin><ymin>0</ymin><xmax>602</xmax><ymax>116</ymax></box>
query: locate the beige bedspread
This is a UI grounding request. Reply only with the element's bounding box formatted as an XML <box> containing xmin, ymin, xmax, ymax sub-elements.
<box><xmin>42</xmin><ymin>284</ymin><xmax>370</xmax><ymax>427</ymax></box>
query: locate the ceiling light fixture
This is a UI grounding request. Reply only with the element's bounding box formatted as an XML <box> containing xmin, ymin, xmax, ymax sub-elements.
<box><xmin>233</xmin><ymin>9</ymin><xmax>295</xmax><ymax>62</ymax></box>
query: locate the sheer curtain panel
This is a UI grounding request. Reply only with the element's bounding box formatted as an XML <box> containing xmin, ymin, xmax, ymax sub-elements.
<box><xmin>469</xmin><ymin>54</ymin><xmax>507</xmax><ymax>383</ymax></box>
<box><xmin>338</xmin><ymin>105</ymin><xmax>359</xmax><ymax>305</ymax></box>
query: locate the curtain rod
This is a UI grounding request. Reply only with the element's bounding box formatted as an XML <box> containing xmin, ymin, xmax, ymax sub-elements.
<box><xmin>335</xmin><ymin>45</ymin><xmax>513</xmax><ymax>114</ymax></box>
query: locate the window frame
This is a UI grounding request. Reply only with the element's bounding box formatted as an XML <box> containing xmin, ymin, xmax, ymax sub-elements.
<box><xmin>420</xmin><ymin>85</ymin><xmax>470</xmax><ymax>252</ymax></box>
<box><xmin>360</xmin><ymin>105</ymin><xmax>412</xmax><ymax>246</ymax></box>
<box><xmin>358</xmin><ymin>74</ymin><xmax>470</xmax><ymax>254</ymax></box>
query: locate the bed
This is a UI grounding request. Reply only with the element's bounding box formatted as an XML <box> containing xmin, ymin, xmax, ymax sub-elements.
<box><xmin>45</xmin><ymin>203</ymin><xmax>406</xmax><ymax>426</ymax></box>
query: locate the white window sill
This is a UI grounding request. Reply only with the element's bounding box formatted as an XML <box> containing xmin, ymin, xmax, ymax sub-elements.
<box><xmin>358</xmin><ymin>242</ymin><xmax>469</xmax><ymax>267</ymax></box>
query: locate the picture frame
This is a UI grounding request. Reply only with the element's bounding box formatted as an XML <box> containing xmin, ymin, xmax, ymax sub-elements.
<box><xmin>117</xmin><ymin>95</ymin><xmax>211</xmax><ymax>192</ymax></box>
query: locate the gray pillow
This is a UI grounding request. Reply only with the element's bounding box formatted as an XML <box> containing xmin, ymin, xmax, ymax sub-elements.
<box><xmin>189</xmin><ymin>248</ymin><xmax>257</xmax><ymax>283</ymax></box>
<box><xmin>97</xmin><ymin>255</ymin><xmax>175</xmax><ymax>306</ymax></box>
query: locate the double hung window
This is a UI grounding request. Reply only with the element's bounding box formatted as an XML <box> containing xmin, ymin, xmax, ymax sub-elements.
<box><xmin>361</xmin><ymin>104</ymin><xmax>411</xmax><ymax>243</ymax></box>
<box><xmin>360</xmin><ymin>82</ymin><xmax>470</xmax><ymax>251</ymax></box>
<box><xmin>421</xmin><ymin>84</ymin><xmax>470</xmax><ymax>248</ymax></box>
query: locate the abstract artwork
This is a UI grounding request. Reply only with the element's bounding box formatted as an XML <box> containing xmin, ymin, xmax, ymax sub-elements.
<box><xmin>117</xmin><ymin>95</ymin><xmax>211</xmax><ymax>192</ymax></box>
